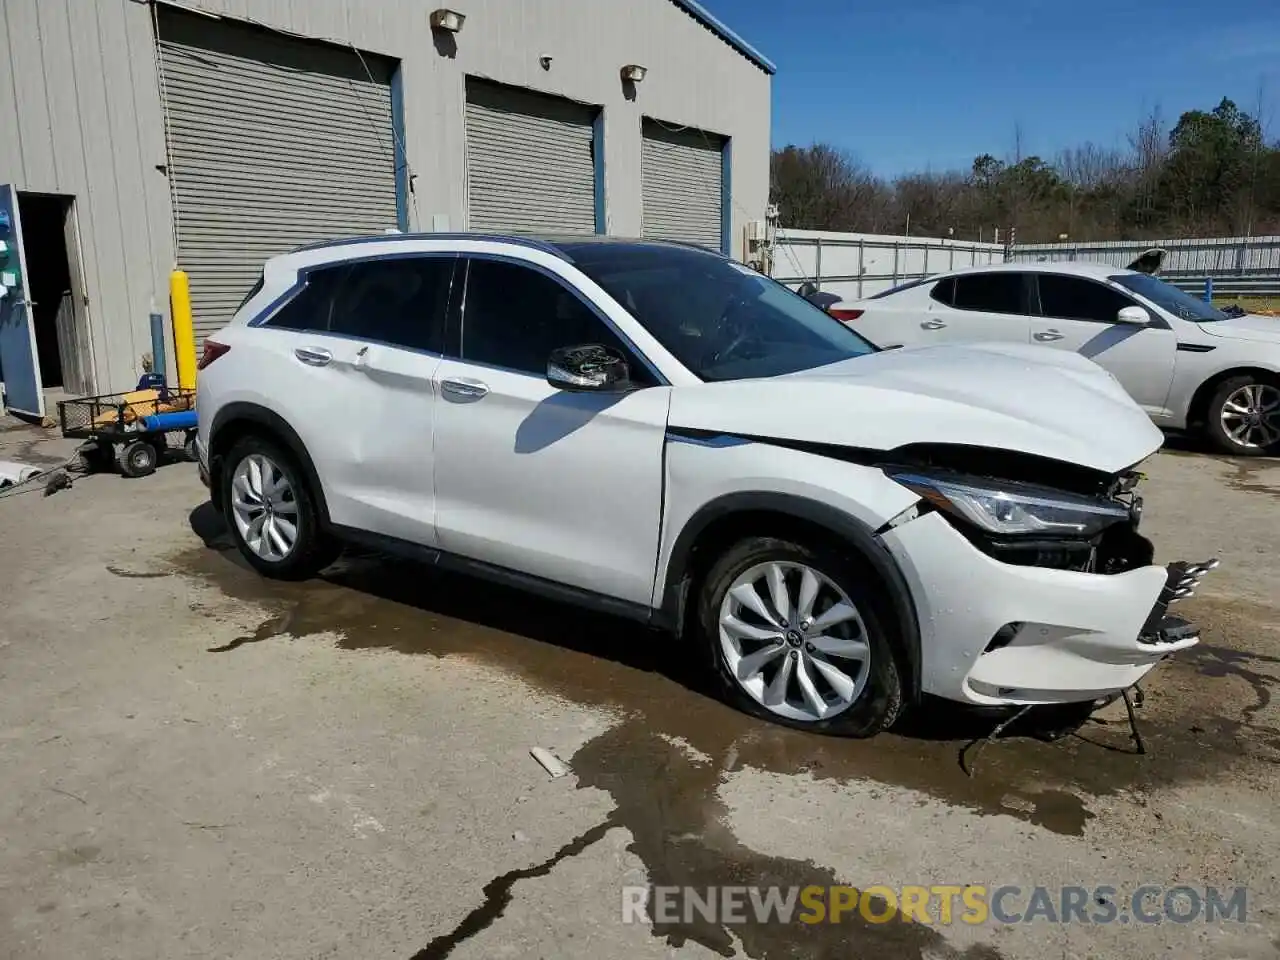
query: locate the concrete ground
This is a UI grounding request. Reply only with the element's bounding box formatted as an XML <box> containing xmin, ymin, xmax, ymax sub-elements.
<box><xmin>1</xmin><ymin>437</ymin><xmax>1279</xmax><ymax>959</ymax></box>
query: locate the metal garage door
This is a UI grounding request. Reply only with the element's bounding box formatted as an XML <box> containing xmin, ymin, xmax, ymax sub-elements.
<box><xmin>465</xmin><ymin>81</ymin><xmax>599</xmax><ymax>235</ymax></box>
<box><xmin>157</xmin><ymin>8</ymin><xmax>398</xmax><ymax>339</ymax></box>
<box><xmin>642</xmin><ymin>120</ymin><xmax>725</xmax><ymax>252</ymax></box>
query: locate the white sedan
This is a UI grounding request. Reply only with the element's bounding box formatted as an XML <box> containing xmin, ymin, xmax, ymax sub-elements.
<box><xmin>834</xmin><ymin>262</ymin><xmax>1280</xmax><ymax>455</ymax></box>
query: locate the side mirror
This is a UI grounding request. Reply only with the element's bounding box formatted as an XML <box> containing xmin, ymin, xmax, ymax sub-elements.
<box><xmin>547</xmin><ymin>344</ymin><xmax>631</xmax><ymax>392</ymax></box>
<box><xmin>1115</xmin><ymin>306</ymin><xmax>1151</xmax><ymax>326</ymax></box>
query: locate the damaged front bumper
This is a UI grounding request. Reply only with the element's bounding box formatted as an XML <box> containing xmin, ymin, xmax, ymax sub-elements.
<box><xmin>880</xmin><ymin>511</ymin><xmax>1216</xmax><ymax>707</ymax></box>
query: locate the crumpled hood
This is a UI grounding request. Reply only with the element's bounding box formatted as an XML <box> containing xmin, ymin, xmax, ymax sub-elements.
<box><xmin>668</xmin><ymin>341</ymin><xmax>1163</xmax><ymax>474</ymax></box>
<box><xmin>1200</xmin><ymin>313</ymin><xmax>1280</xmax><ymax>344</ymax></box>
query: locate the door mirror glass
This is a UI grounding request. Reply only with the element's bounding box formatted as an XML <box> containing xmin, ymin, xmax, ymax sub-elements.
<box><xmin>1115</xmin><ymin>305</ymin><xmax>1150</xmax><ymax>326</ymax></box>
<box><xmin>547</xmin><ymin>344</ymin><xmax>631</xmax><ymax>392</ymax></box>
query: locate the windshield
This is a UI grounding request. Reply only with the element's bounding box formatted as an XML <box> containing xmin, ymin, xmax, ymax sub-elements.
<box><xmin>565</xmin><ymin>244</ymin><xmax>877</xmax><ymax>381</ymax></box>
<box><xmin>1111</xmin><ymin>272</ymin><xmax>1228</xmax><ymax>323</ymax></box>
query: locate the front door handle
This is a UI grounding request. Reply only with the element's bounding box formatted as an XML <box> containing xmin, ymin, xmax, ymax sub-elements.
<box><xmin>294</xmin><ymin>346</ymin><xmax>332</xmax><ymax>367</ymax></box>
<box><xmin>921</xmin><ymin>319</ymin><xmax>947</xmax><ymax>330</ymax></box>
<box><xmin>1034</xmin><ymin>330</ymin><xmax>1064</xmax><ymax>342</ymax></box>
<box><xmin>441</xmin><ymin>377</ymin><xmax>490</xmax><ymax>400</ymax></box>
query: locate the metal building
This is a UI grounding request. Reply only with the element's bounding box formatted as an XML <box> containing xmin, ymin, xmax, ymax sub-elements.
<box><xmin>0</xmin><ymin>0</ymin><xmax>774</xmax><ymax>417</ymax></box>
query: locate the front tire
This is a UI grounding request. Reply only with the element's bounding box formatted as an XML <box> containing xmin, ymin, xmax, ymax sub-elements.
<box><xmin>697</xmin><ymin>536</ymin><xmax>903</xmax><ymax>737</ymax></box>
<box><xmin>221</xmin><ymin>434</ymin><xmax>339</xmax><ymax>580</ymax></box>
<box><xmin>1204</xmin><ymin>374</ymin><xmax>1280</xmax><ymax>456</ymax></box>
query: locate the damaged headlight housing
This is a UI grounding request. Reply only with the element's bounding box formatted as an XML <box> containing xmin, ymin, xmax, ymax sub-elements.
<box><xmin>889</xmin><ymin>472</ymin><xmax>1131</xmax><ymax>537</ymax></box>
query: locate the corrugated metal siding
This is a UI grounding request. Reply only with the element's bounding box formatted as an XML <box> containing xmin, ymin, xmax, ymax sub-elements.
<box><xmin>641</xmin><ymin>120</ymin><xmax>723</xmax><ymax>250</ymax></box>
<box><xmin>157</xmin><ymin>7</ymin><xmax>397</xmax><ymax>339</ymax></box>
<box><xmin>465</xmin><ymin>80</ymin><xmax>597</xmax><ymax>234</ymax></box>
<box><xmin>0</xmin><ymin>0</ymin><xmax>770</xmax><ymax>394</ymax></box>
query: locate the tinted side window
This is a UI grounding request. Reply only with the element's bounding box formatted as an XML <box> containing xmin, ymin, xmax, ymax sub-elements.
<box><xmin>328</xmin><ymin>257</ymin><xmax>453</xmax><ymax>352</ymax></box>
<box><xmin>265</xmin><ymin>266</ymin><xmax>345</xmax><ymax>332</ymax></box>
<box><xmin>1037</xmin><ymin>274</ymin><xmax>1136</xmax><ymax>324</ymax></box>
<box><xmin>929</xmin><ymin>277</ymin><xmax>955</xmax><ymax>305</ymax></box>
<box><xmin>952</xmin><ymin>273</ymin><xmax>1025</xmax><ymax>313</ymax></box>
<box><xmin>461</xmin><ymin>259</ymin><xmax>650</xmax><ymax>382</ymax></box>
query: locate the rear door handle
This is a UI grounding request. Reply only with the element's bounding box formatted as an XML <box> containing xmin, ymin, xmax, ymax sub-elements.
<box><xmin>921</xmin><ymin>319</ymin><xmax>947</xmax><ymax>330</ymax></box>
<box><xmin>294</xmin><ymin>346</ymin><xmax>332</xmax><ymax>367</ymax></box>
<box><xmin>441</xmin><ymin>377</ymin><xmax>489</xmax><ymax>400</ymax></box>
<box><xmin>1034</xmin><ymin>330</ymin><xmax>1064</xmax><ymax>342</ymax></box>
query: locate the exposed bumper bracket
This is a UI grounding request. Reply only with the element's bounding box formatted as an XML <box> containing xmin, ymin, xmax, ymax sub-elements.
<box><xmin>1138</xmin><ymin>558</ymin><xmax>1219</xmax><ymax>643</ymax></box>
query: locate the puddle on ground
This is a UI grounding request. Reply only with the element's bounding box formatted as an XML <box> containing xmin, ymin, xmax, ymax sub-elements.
<box><xmin>1224</xmin><ymin>460</ymin><xmax>1280</xmax><ymax>501</ymax></box>
<box><xmin>159</xmin><ymin>507</ymin><xmax>1280</xmax><ymax>959</ymax></box>
<box><xmin>1157</xmin><ymin>443</ymin><xmax>1280</xmax><ymax>500</ymax></box>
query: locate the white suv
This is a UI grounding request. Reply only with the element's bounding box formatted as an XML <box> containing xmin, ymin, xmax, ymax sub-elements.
<box><xmin>195</xmin><ymin>234</ymin><xmax>1214</xmax><ymax>737</ymax></box>
<box><xmin>838</xmin><ymin>262</ymin><xmax>1280</xmax><ymax>456</ymax></box>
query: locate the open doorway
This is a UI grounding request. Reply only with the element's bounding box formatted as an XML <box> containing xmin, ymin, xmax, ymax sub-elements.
<box><xmin>16</xmin><ymin>193</ymin><xmax>91</xmax><ymax>395</ymax></box>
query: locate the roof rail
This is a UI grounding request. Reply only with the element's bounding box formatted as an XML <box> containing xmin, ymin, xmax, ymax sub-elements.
<box><xmin>289</xmin><ymin>232</ymin><xmax>566</xmax><ymax>257</ymax></box>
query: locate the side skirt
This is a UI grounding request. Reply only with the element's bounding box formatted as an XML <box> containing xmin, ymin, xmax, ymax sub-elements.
<box><xmin>328</xmin><ymin>524</ymin><xmax>664</xmax><ymax>629</ymax></box>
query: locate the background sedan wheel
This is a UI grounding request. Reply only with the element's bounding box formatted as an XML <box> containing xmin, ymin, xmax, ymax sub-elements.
<box><xmin>699</xmin><ymin>536</ymin><xmax>903</xmax><ymax>737</ymax></box>
<box><xmin>1207</xmin><ymin>375</ymin><xmax>1280</xmax><ymax>456</ymax></box>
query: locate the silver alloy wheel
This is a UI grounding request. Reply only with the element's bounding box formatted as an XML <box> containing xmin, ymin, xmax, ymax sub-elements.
<box><xmin>718</xmin><ymin>561</ymin><xmax>871</xmax><ymax>723</ymax></box>
<box><xmin>230</xmin><ymin>453</ymin><xmax>299</xmax><ymax>562</ymax></box>
<box><xmin>1220</xmin><ymin>383</ymin><xmax>1280</xmax><ymax>449</ymax></box>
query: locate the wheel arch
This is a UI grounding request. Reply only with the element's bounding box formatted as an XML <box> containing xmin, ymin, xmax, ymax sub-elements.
<box><xmin>208</xmin><ymin>402</ymin><xmax>330</xmax><ymax>525</ymax></box>
<box><xmin>660</xmin><ymin>492</ymin><xmax>922</xmax><ymax>702</ymax></box>
<box><xmin>1186</xmin><ymin>366</ymin><xmax>1280</xmax><ymax>430</ymax></box>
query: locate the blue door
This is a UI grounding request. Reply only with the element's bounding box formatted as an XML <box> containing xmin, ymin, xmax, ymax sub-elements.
<box><xmin>0</xmin><ymin>185</ymin><xmax>44</xmax><ymax>418</ymax></box>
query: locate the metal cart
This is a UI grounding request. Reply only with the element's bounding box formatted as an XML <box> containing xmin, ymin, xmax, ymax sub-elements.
<box><xmin>57</xmin><ymin>388</ymin><xmax>197</xmax><ymax>478</ymax></box>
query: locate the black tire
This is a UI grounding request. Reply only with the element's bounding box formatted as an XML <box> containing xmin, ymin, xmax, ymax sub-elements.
<box><xmin>1204</xmin><ymin>374</ymin><xmax>1280</xmax><ymax>456</ymax></box>
<box><xmin>220</xmin><ymin>434</ymin><xmax>340</xmax><ymax>580</ymax></box>
<box><xmin>697</xmin><ymin>536</ymin><xmax>904</xmax><ymax>738</ymax></box>
<box><xmin>183</xmin><ymin>431</ymin><xmax>198</xmax><ymax>462</ymax></box>
<box><xmin>118</xmin><ymin>440</ymin><xmax>158</xmax><ymax>478</ymax></box>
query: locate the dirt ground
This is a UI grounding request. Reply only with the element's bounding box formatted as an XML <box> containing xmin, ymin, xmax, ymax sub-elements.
<box><xmin>1</xmin><ymin>430</ymin><xmax>1279</xmax><ymax>959</ymax></box>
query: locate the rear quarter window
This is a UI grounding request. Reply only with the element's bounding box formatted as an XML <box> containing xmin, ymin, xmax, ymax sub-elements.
<box><xmin>929</xmin><ymin>277</ymin><xmax>955</xmax><ymax>305</ymax></box>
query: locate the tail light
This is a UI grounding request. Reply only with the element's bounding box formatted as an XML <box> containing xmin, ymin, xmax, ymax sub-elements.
<box><xmin>829</xmin><ymin>308</ymin><xmax>864</xmax><ymax>322</ymax></box>
<box><xmin>197</xmin><ymin>339</ymin><xmax>230</xmax><ymax>370</ymax></box>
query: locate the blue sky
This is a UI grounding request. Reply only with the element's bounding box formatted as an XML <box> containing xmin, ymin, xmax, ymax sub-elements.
<box><xmin>708</xmin><ymin>0</ymin><xmax>1280</xmax><ymax>177</ymax></box>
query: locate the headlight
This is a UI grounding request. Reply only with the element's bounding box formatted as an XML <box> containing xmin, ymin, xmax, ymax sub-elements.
<box><xmin>889</xmin><ymin>472</ymin><xmax>1130</xmax><ymax>537</ymax></box>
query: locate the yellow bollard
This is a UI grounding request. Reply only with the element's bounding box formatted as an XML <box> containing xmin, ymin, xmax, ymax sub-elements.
<box><xmin>170</xmin><ymin>269</ymin><xmax>196</xmax><ymax>390</ymax></box>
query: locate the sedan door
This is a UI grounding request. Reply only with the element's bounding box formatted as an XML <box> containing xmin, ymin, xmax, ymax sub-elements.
<box><xmin>431</xmin><ymin>256</ymin><xmax>671</xmax><ymax>607</ymax></box>
<box><xmin>931</xmin><ymin>271</ymin><xmax>1036</xmax><ymax>346</ymax></box>
<box><xmin>1029</xmin><ymin>272</ymin><xmax>1177</xmax><ymax>417</ymax></box>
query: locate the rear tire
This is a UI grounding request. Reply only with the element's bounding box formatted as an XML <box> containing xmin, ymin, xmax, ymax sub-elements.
<box><xmin>221</xmin><ymin>434</ymin><xmax>339</xmax><ymax>580</ymax></box>
<box><xmin>1204</xmin><ymin>374</ymin><xmax>1280</xmax><ymax>456</ymax></box>
<box><xmin>697</xmin><ymin>536</ymin><xmax>903</xmax><ymax>738</ymax></box>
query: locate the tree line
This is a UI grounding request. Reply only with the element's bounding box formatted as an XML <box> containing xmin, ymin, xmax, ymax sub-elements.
<box><xmin>770</xmin><ymin>98</ymin><xmax>1280</xmax><ymax>244</ymax></box>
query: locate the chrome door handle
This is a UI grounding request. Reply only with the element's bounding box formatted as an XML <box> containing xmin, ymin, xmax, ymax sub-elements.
<box><xmin>1034</xmin><ymin>330</ymin><xmax>1064</xmax><ymax>342</ymax></box>
<box><xmin>921</xmin><ymin>319</ymin><xmax>947</xmax><ymax>330</ymax></box>
<box><xmin>441</xmin><ymin>377</ymin><xmax>489</xmax><ymax>400</ymax></box>
<box><xmin>294</xmin><ymin>346</ymin><xmax>333</xmax><ymax>366</ymax></box>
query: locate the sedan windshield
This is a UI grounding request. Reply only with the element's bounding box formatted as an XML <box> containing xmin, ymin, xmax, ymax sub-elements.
<box><xmin>564</xmin><ymin>243</ymin><xmax>877</xmax><ymax>381</ymax></box>
<box><xmin>1111</xmin><ymin>272</ymin><xmax>1227</xmax><ymax>323</ymax></box>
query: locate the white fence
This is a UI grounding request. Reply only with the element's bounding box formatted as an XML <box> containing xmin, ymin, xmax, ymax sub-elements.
<box><xmin>772</xmin><ymin>230</ymin><xmax>1280</xmax><ymax>300</ymax></box>
<box><xmin>1009</xmin><ymin>236</ymin><xmax>1280</xmax><ymax>297</ymax></box>
<box><xmin>771</xmin><ymin>229</ymin><xmax>1005</xmax><ymax>300</ymax></box>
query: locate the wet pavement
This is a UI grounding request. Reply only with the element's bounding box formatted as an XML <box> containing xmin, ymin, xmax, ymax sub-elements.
<box><xmin>3</xmin><ymin>451</ymin><xmax>1280</xmax><ymax>958</ymax></box>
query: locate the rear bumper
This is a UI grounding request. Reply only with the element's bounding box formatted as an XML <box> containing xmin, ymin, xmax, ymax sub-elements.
<box><xmin>880</xmin><ymin>512</ymin><xmax>1212</xmax><ymax>707</ymax></box>
<box><xmin>195</xmin><ymin>434</ymin><xmax>210</xmax><ymax>489</ymax></box>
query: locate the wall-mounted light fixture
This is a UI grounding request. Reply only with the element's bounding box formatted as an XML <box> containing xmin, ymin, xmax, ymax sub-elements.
<box><xmin>430</xmin><ymin>8</ymin><xmax>465</xmax><ymax>32</ymax></box>
<box><xmin>620</xmin><ymin>64</ymin><xmax>647</xmax><ymax>83</ymax></box>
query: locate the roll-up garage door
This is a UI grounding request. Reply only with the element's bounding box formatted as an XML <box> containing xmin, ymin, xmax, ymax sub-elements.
<box><xmin>156</xmin><ymin>8</ymin><xmax>399</xmax><ymax>339</ymax></box>
<box><xmin>465</xmin><ymin>80</ymin><xmax>598</xmax><ymax>235</ymax></box>
<box><xmin>641</xmin><ymin>119</ymin><xmax>725</xmax><ymax>252</ymax></box>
